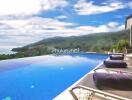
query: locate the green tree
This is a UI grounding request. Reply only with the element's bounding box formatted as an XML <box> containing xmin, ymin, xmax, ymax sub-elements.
<box><xmin>110</xmin><ymin>39</ymin><xmax>129</xmax><ymax>52</ymax></box>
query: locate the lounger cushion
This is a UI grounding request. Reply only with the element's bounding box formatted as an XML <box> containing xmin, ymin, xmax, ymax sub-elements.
<box><xmin>109</xmin><ymin>53</ymin><xmax>124</xmax><ymax>56</ymax></box>
<box><xmin>93</xmin><ymin>72</ymin><xmax>132</xmax><ymax>90</ymax></box>
<box><xmin>110</xmin><ymin>55</ymin><xmax>124</xmax><ymax>60</ymax></box>
<box><xmin>104</xmin><ymin>60</ymin><xmax>127</xmax><ymax>68</ymax></box>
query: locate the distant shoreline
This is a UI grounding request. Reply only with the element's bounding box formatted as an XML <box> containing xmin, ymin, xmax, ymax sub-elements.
<box><xmin>0</xmin><ymin>46</ymin><xmax>18</xmax><ymax>55</ymax></box>
<box><xmin>0</xmin><ymin>50</ymin><xmax>16</xmax><ymax>55</ymax></box>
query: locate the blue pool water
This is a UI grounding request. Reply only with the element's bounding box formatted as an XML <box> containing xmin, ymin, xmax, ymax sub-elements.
<box><xmin>0</xmin><ymin>53</ymin><xmax>108</xmax><ymax>100</ymax></box>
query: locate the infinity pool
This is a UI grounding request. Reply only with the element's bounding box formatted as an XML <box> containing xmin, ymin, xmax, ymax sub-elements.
<box><xmin>0</xmin><ymin>53</ymin><xmax>108</xmax><ymax>100</ymax></box>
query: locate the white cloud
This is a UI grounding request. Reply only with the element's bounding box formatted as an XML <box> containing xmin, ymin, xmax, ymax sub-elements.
<box><xmin>74</xmin><ymin>0</ymin><xmax>131</xmax><ymax>15</ymax></box>
<box><xmin>76</xmin><ymin>22</ymin><xmax>124</xmax><ymax>34</ymax></box>
<box><xmin>56</xmin><ymin>15</ymin><xmax>67</xmax><ymax>19</ymax></box>
<box><xmin>74</xmin><ymin>22</ymin><xmax>124</xmax><ymax>36</ymax></box>
<box><xmin>0</xmin><ymin>17</ymin><xmax>77</xmax><ymax>47</ymax></box>
<box><xmin>0</xmin><ymin>17</ymin><xmax>75</xmax><ymax>30</ymax></box>
<box><xmin>0</xmin><ymin>17</ymin><xmax>124</xmax><ymax>39</ymax></box>
<box><xmin>127</xmin><ymin>1</ymin><xmax>132</xmax><ymax>9</ymax></box>
<box><xmin>0</xmin><ymin>23</ymin><xmax>13</xmax><ymax>29</ymax></box>
<box><xmin>0</xmin><ymin>20</ymin><xmax>28</xmax><ymax>28</ymax></box>
<box><xmin>0</xmin><ymin>0</ymin><xmax>68</xmax><ymax>16</ymax></box>
<box><xmin>41</xmin><ymin>0</ymin><xmax>68</xmax><ymax>11</ymax></box>
<box><xmin>41</xmin><ymin>22</ymin><xmax>124</xmax><ymax>37</ymax></box>
<box><xmin>0</xmin><ymin>0</ymin><xmax>41</xmax><ymax>16</ymax></box>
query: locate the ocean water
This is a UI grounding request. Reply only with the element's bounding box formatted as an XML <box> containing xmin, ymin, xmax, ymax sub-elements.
<box><xmin>0</xmin><ymin>46</ymin><xmax>17</xmax><ymax>54</ymax></box>
<box><xmin>0</xmin><ymin>53</ymin><xmax>108</xmax><ymax>100</ymax></box>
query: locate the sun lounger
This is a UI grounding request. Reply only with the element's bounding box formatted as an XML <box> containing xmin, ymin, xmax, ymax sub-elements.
<box><xmin>93</xmin><ymin>71</ymin><xmax>132</xmax><ymax>90</ymax></box>
<box><xmin>104</xmin><ymin>60</ymin><xmax>127</xmax><ymax>68</ymax></box>
<box><xmin>70</xmin><ymin>68</ymin><xmax>132</xmax><ymax>100</ymax></box>
<box><xmin>109</xmin><ymin>53</ymin><xmax>124</xmax><ymax>56</ymax></box>
<box><xmin>110</xmin><ymin>55</ymin><xmax>124</xmax><ymax>60</ymax></box>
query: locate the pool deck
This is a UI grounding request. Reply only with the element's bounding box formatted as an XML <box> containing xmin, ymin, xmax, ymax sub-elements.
<box><xmin>54</xmin><ymin>54</ymin><xmax>132</xmax><ymax>100</ymax></box>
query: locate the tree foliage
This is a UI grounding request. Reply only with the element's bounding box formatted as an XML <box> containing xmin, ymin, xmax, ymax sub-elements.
<box><xmin>110</xmin><ymin>39</ymin><xmax>129</xmax><ymax>52</ymax></box>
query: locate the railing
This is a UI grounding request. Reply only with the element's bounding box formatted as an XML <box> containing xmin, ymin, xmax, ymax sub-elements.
<box><xmin>70</xmin><ymin>85</ymin><xmax>131</xmax><ymax>100</ymax></box>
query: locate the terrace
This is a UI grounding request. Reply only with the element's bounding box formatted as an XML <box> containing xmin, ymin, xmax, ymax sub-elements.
<box><xmin>70</xmin><ymin>54</ymin><xmax>132</xmax><ymax>100</ymax></box>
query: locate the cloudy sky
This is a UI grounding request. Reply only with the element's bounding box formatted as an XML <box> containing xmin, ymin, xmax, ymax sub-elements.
<box><xmin>0</xmin><ymin>0</ymin><xmax>132</xmax><ymax>53</ymax></box>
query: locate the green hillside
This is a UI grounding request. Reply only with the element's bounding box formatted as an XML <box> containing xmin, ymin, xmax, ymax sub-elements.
<box><xmin>0</xmin><ymin>29</ymin><xmax>130</xmax><ymax>60</ymax></box>
<box><xmin>13</xmin><ymin>30</ymin><xmax>129</xmax><ymax>53</ymax></box>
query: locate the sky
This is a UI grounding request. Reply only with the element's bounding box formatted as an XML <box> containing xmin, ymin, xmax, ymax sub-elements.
<box><xmin>0</xmin><ymin>0</ymin><xmax>132</xmax><ymax>53</ymax></box>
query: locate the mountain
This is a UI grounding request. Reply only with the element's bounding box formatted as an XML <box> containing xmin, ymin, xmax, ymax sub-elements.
<box><xmin>12</xmin><ymin>30</ymin><xmax>129</xmax><ymax>54</ymax></box>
